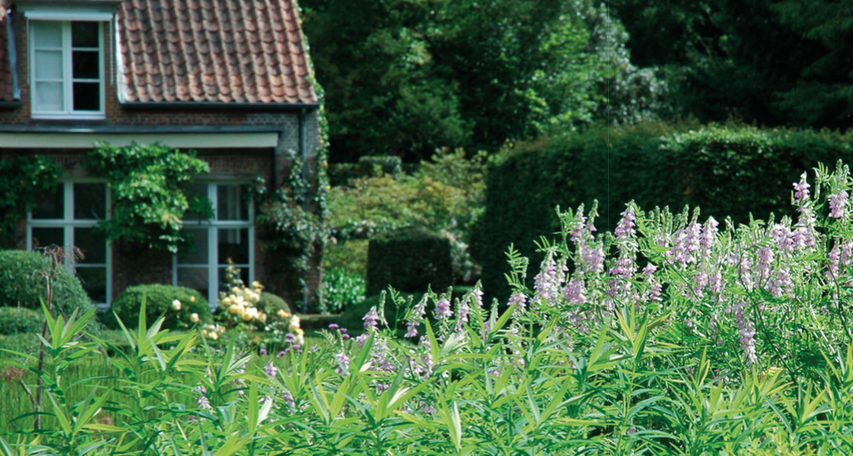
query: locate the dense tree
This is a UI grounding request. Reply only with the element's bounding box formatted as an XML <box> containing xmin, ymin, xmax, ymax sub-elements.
<box><xmin>302</xmin><ymin>0</ymin><xmax>664</xmax><ymax>161</ymax></box>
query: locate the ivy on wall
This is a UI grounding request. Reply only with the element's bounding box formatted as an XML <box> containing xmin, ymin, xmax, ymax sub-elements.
<box><xmin>250</xmin><ymin>25</ymin><xmax>331</xmax><ymax>311</ymax></box>
<box><xmin>84</xmin><ymin>142</ymin><xmax>213</xmax><ymax>253</ymax></box>
<box><xmin>0</xmin><ymin>156</ymin><xmax>63</xmax><ymax>248</ymax></box>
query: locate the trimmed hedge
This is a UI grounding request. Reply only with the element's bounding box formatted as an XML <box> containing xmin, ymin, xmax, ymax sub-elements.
<box><xmin>0</xmin><ymin>250</ymin><xmax>92</xmax><ymax>315</ymax></box>
<box><xmin>329</xmin><ymin>156</ymin><xmax>404</xmax><ymax>186</ymax></box>
<box><xmin>106</xmin><ymin>284</ymin><xmax>212</xmax><ymax>330</ymax></box>
<box><xmin>472</xmin><ymin>123</ymin><xmax>853</xmax><ymax>298</ymax></box>
<box><xmin>0</xmin><ymin>307</ymin><xmax>44</xmax><ymax>335</ymax></box>
<box><xmin>366</xmin><ymin>226</ymin><xmax>453</xmax><ymax>296</ymax></box>
<box><xmin>258</xmin><ymin>291</ymin><xmax>291</xmax><ymax>315</ymax></box>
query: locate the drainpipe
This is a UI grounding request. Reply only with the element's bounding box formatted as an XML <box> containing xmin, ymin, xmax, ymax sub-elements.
<box><xmin>300</xmin><ymin>107</ymin><xmax>309</xmax><ymax>314</ymax></box>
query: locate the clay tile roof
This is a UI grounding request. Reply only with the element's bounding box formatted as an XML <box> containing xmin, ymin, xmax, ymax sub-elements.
<box><xmin>119</xmin><ymin>0</ymin><xmax>317</xmax><ymax>105</ymax></box>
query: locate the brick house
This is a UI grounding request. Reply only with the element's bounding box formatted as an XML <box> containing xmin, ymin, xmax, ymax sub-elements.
<box><xmin>0</xmin><ymin>0</ymin><xmax>322</xmax><ymax>310</ymax></box>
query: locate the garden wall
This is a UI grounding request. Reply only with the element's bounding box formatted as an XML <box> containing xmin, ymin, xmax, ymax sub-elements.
<box><xmin>472</xmin><ymin>123</ymin><xmax>853</xmax><ymax>298</ymax></box>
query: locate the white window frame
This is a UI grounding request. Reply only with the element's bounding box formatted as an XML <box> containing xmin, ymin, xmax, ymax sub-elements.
<box><xmin>26</xmin><ymin>180</ymin><xmax>112</xmax><ymax>309</ymax></box>
<box><xmin>29</xmin><ymin>19</ymin><xmax>106</xmax><ymax>120</ymax></box>
<box><xmin>173</xmin><ymin>182</ymin><xmax>255</xmax><ymax>308</ymax></box>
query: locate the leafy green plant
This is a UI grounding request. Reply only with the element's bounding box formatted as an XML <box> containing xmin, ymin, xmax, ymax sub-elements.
<box><xmin>0</xmin><ymin>156</ymin><xmax>62</xmax><ymax>248</ymax></box>
<box><xmin>321</xmin><ymin>267</ymin><xmax>366</xmax><ymax>313</ymax></box>
<box><xmin>83</xmin><ymin>142</ymin><xmax>212</xmax><ymax>253</ymax></box>
<box><xmin>0</xmin><ymin>308</ymin><xmax>44</xmax><ymax>336</ymax></box>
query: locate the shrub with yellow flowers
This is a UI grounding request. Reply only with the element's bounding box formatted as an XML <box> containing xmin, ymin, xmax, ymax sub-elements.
<box><xmin>204</xmin><ymin>259</ymin><xmax>303</xmax><ymax>352</ymax></box>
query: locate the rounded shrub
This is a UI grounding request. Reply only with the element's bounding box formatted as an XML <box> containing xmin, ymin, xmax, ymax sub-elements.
<box><xmin>0</xmin><ymin>307</ymin><xmax>45</xmax><ymax>335</ymax></box>
<box><xmin>366</xmin><ymin>226</ymin><xmax>453</xmax><ymax>296</ymax></box>
<box><xmin>107</xmin><ymin>284</ymin><xmax>211</xmax><ymax>330</ymax></box>
<box><xmin>258</xmin><ymin>291</ymin><xmax>291</xmax><ymax>315</ymax></box>
<box><xmin>0</xmin><ymin>250</ymin><xmax>92</xmax><ymax>315</ymax></box>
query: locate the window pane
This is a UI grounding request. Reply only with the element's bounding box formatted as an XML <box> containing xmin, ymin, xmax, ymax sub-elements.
<box><xmin>31</xmin><ymin>227</ymin><xmax>64</xmax><ymax>249</ymax></box>
<box><xmin>184</xmin><ymin>184</ymin><xmax>210</xmax><ymax>221</ymax></box>
<box><xmin>35</xmin><ymin>50</ymin><xmax>63</xmax><ymax>79</ymax></box>
<box><xmin>74</xmin><ymin>227</ymin><xmax>106</xmax><ymax>264</ymax></box>
<box><xmin>218</xmin><ymin>228</ymin><xmax>249</xmax><ymax>264</ymax></box>
<box><xmin>32</xmin><ymin>184</ymin><xmax>64</xmax><ymax>219</ymax></box>
<box><xmin>178</xmin><ymin>228</ymin><xmax>208</xmax><ymax>264</ymax></box>
<box><xmin>73</xmin><ymin>183</ymin><xmax>106</xmax><ymax>220</ymax></box>
<box><xmin>35</xmin><ymin>81</ymin><xmax>64</xmax><ymax>112</ymax></box>
<box><xmin>178</xmin><ymin>268</ymin><xmax>209</xmax><ymax>300</ymax></box>
<box><xmin>72</xmin><ymin>22</ymin><xmax>99</xmax><ymax>48</ymax></box>
<box><xmin>217</xmin><ymin>185</ymin><xmax>248</xmax><ymax>220</ymax></box>
<box><xmin>76</xmin><ymin>267</ymin><xmax>106</xmax><ymax>304</ymax></box>
<box><xmin>33</xmin><ymin>21</ymin><xmax>62</xmax><ymax>48</ymax></box>
<box><xmin>72</xmin><ymin>50</ymin><xmax>99</xmax><ymax>79</ymax></box>
<box><xmin>73</xmin><ymin>83</ymin><xmax>101</xmax><ymax>111</ymax></box>
<box><xmin>219</xmin><ymin>266</ymin><xmax>248</xmax><ymax>291</ymax></box>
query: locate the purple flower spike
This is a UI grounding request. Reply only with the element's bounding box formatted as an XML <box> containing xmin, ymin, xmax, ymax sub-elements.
<box><xmin>328</xmin><ymin>323</ymin><xmax>339</xmax><ymax>330</ymax></box>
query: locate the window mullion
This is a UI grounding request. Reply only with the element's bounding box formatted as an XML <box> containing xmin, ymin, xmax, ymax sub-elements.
<box><xmin>64</xmin><ymin>22</ymin><xmax>72</xmax><ymax>114</ymax></box>
<box><xmin>209</xmin><ymin>184</ymin><xmax>218</xmax><ymax>307</ymax></box>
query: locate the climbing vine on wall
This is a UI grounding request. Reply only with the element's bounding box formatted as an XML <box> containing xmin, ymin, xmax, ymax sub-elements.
<box><xmin>0</xmin><ymin>156</ymin><xmax>63</xmax><ymax>248</ymax></box>
<box><xmin>84</xmin><ymin>142</ymin><xmax>213</xmax><ymax>253</ymax></box>
<box><xmin>250</xmin><ymin>24</ymin><xmax>331</xmax><ymax>311</ymax></box>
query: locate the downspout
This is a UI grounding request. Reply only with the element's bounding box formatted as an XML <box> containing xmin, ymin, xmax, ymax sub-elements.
<box><xmin>300</xmin><ymin>107</ymin><xmax>308</xmax><ymax>314</ymax></box>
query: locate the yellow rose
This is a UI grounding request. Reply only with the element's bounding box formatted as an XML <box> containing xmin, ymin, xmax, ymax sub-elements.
<box><xmin>209</xmin><ymin>331</ymin><xmax>219</xmax><ymax>341</ymax></box>
<box><xmin>190</xmin><ymin>296</ymin><xmax>196</xmax><ymax>303</ymax></box>
<box><xmin>201</xmin><ymin>329</ymin><xmax>208</xmax><ymax>337</ymax></box>
<box><xmin>228</xmin><ymin>305</ymin><xmax>241</xmax><ymax>315</ymax></box>
<box><xmin>190</xmin><ymin>313</ymin><xmax>200</xmax><ymax>323</ymax></box>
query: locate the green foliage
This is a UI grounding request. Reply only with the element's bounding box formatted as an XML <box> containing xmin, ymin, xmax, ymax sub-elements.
<box><xmin>324</xmin><ymin>239</ymin><xmax>369</xmax><ymax>276</ymax></box>
<box><xmin>302</xmin><ymin>0</ymin><xmax>663</xmax><ymax>160</ymax></box>
<box><xmin>0</xmin><ymin>156</ymin><xmax>63</xmax><ymax>248</ymax></box>
<box><xmin>259</xmin><ymin>292</ymin><xmax>291</xmax><ymax>315</ymax></box>
<box><xmin>83</xmin><ymin>143</ymin><xmax>212</xmax><ymax>253</ymax></box>
<box><xmin>106</xmin><ymin>284</ymin><xmax>211</xmax><ymax>331</ymax></box>
<box><xmin>473</xmin><ymin>122</ymin><xmax>853</xmax><ymax>297</ymax></box>
<box><xmin>328</xmin><ymin>156</ymin><xmax>403</xmax><ymax>186</ymax></box>
<box><xmin>322</xmin><ymin>267</ymin><xmax>366</xmax><ymax>314</ymax></box>
<box><xmin>366</xmin><ymin>226</ymin><xmax>453</xmax><ymax>296</ymax></box>
<box><xmin>0</xmin><ymin>308</ymin><xmax>44</xmax><ymax>335</ymax></box>
<box><xmin>328</xmin><ymin>149</ymin><xmax>485</xmax><ymax>282</ymax></box>
<box><xmin>0</xmin><ymin>250</ymin><xmax>92</xmax><ymax>316</ymax></box>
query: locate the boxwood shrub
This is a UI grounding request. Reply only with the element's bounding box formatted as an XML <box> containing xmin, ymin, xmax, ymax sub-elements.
<box><xmin>473</xmin><ymin>123</ymin><xmax>853</xmax><ymax>298</ymax></box>
<box><xmin>0</xmin><ymin>250</ymin><xmax>92</xmax><ymax>315</ymax></box>
<box><xmin>0</xmin><ymin>307</ymin><xmax>45</xmax><ymax>335</ymax></box>
<box><xmin>106</xmin><ymin>284</ymin><xmax>212</xmax><ymax>330</ymax></box>
<box><xmin>366</xmin><ymin>226</ymin><xmax>452</xmax><ymax>296</ymax></box>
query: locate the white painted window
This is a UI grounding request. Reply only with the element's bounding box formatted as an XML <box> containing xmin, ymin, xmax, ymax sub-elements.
<box><xmin>27</xmin><ymin>182</ymin><xmax>112</xmax><ymax>308</ymax></box>
<box><xmin>30</xmin><ymin>20</ymin><xmax>105</xmax><ymax>119</ymax></box>
<box><xmin>173</xmin><ymin>183</ymin><xmax>254</xmax><ymax>308</ymax></box>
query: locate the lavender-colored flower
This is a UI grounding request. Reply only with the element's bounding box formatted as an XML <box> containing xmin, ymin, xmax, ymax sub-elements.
<box><xmin>195</xmin><ymin>386</ymin><xmax>211</xmax><ymax>410</ymax></box>
<box><xmin>363</xmin><ymin>307</ymin><xmax>380</xmax><ymax>331</ymax></box>
<box><xmin>828</xmin><ymin>245</ymin><xmax>842</xmax><ymax>280</ymax></box>
<box><xmin>328</xmin><ymin>323</ymin><xmax>339</xmax><ymax>330</ymax></box>
<box><xmin>507</xmin><ymin>292</ymin><xmax>527</xmax><ymax>315</ymax></box>
<box><xmin>259</xmin><ymin>348</ymin><xmax>267</xmax><ymax>356</ymax></box>
<box><xmin>405</xmin><ymin>296</ymin><xmax>428</xmax><ymax>338</ymax></box>
<box><xmin>471</xmin><ymin>287</ymin><xmax>484</xmax><ymax>309</ymax></box>
<box><xmin>533</xmin><ymin>257</ymin><xmax>560</xmax><ymax>303</ymax></box>
<box><xmin>335</xmin><ymin>352</ymin><xmax>350</xmax><ymax>375</ymax></box>
<box><xmin>276</xmin><ymin>351</ymin><xmax>286</xmax><ymax>358</ymax></box>
<box><xmin>615</xmin><ymin>207</ymin><xmax>636</xmax><ymax>240</ymax></box>
<box><xmin>829</xmin><ymin>190</ymin><xmax>849</xmax><ymax>218</ymax></box>
<box><xmin>563</xmin><ymin>279</ymin><xmax>586</xmax><ymax>305</ymax></box>
<box><xmin>264</xmin><ymin>361</ymin><xmax>279</xmax><ymax>378</ymax></box>
<box><xmin>456</xmin><ymin>299</ymin><xmax>470</xmax><ymax>332</ymax></box>
<box><xmin>581</xmin><ymin>243</ymin><xmax>605</xmax><ymax>275</ymax></box>
<box><xmin>642</xmin><ymin>264</ymin><xmax>657</xmax><ymax>276</ymax></box>
<box><xmin>434</xmin><ymin>298</ymin><xmax>453</xmax><ymax>320</ymax></box>
<box><xmin>793</xmin><ymin>173</ymin><xmax>810</xmax><ymax>204</ymax></box>
<box><xmin>730</xmin><ymin>301</ymin><xmax>757</xmax><ymax>365</ymax></box>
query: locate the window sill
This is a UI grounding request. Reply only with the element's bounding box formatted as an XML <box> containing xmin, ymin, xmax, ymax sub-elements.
<box><xmin>32</xmin><ymin>114</ymin><xmax>107</xmax><ymax>121</ymax></box>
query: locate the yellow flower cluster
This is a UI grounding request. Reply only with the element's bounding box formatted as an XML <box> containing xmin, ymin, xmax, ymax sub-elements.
<box><xmin>289</xmin><ymin>315</ymin><xmax>305</xmax><ymax>345</ymax></box>
<box><xmin>201</xmin><ymin>324</ymin><xmax>226</xmax><ymax>340</ymax></box>
<box><xmin>219</xmin><ymin>281</ymin><xmax>267</xmax><ymax>324</ymax></box>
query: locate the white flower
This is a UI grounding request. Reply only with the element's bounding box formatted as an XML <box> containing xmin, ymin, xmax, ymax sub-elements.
<box><xmin>190</xmin><ymin>313</ymin><xmax>200</xmax><ymax>323</ymax></box>
<box><xmin>172</xmin><ymin>299</ymin><xmax>182</xmax><ymax>311</ymax></box>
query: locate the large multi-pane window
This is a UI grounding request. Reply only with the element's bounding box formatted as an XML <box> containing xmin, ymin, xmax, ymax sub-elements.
<box><xmin>174</xmin><ymin>183</ymin><xmax>254</xmax><ymax>307</ymax></box>
<box><xmin>30</xmin><ymin>20</ymin><xmax>104</xmax><ymax>118</ymax></box>
<box><xmin>27</xmin><ymin>182</ymin><xmax>110</xmax><ymax>307</ymax></box>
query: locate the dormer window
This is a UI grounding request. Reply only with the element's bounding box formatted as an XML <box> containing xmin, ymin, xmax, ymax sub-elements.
<box><xmin>30</xmin><ymin>20</ymin><xmax>104</xmax><ymax>119</ymax></box>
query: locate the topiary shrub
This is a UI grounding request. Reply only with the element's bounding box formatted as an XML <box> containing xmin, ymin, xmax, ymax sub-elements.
<box><xmin>0</xmin><ymin>307</ymin><xmax>45</xmax><ymax>335</ymax></box>
<box><xmin>0</xmin><ymin>250</ymin><xmax>92</xmax><ymax>315</ymax></box>
<box><xmin>366</xmin><ymin>226</ymin><xmax>452</xmax><ymax>296</ymax></box>
<box><xmin>358</xmin><ymin>155</ymin><xmax>402</xmax><ymax>179</ymax></box>
<box><xmin>106</xmin><ymin>284</ymin><xmax>211</xmax><ymax>330</ymax></box>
